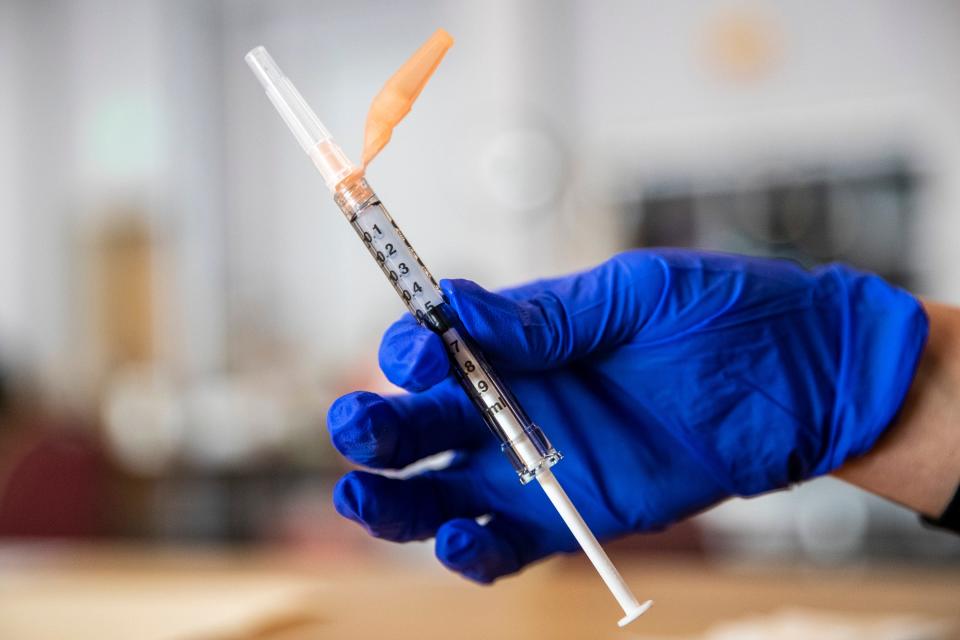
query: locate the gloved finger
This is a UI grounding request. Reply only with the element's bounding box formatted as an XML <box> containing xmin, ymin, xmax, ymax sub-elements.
<box><xmin>378</xmin><ymin>314</ymin><xmax>449</xmax><ymax>392</ymax></box>
<box><xmin>328</xmin><ymin>382</ymin><xmax>487</xmax><ymax>470</ymax></box>
<box><xmin>435</xmin><ymin>517</ymin><xmax>531</xmax><ymax>584</ymax></box>
<box><xmin>333</xmin><ymin>469</ymin><xmax>489</xmax><ymax>542</ymax></box>
<box><xmin>440</xmin><ymin>253</ymin><xmax>667</xmax><ymax>370</ymax></box>
<box><xmin>378</xmin><ymin>253</ymin><xmax>668</xmax><ymax>384</ymax></box>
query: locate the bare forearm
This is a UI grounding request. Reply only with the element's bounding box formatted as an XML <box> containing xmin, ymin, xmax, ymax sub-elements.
<box><xmin>834</xmin><ymin>300</ymin><xmax>960</xmax><ymax>518</ymax></box>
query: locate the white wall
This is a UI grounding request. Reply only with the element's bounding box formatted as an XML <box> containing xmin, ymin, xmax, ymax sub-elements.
<box><xmin>573</xmin><ymin>0</ymin><xmax>960</xmax><ymax>298</ymax></box>
<box><xmin>0</xmin><ymin>1</ymin><xmax>24</xmax><ymax>363</ymax></box>
<box><xmin>2</xmin><ymin>1</ymin><xmax>75</xmax><ymax>393</ymax></box>
<box><xmin>0</xmin><ymin>0</ymin><xmax>231</xmax><ymax>398</ymax></box>
<box><xmin>2</xmin><ymin>0</ymin><xmax>960</xmax><ymax>395</ymax></box>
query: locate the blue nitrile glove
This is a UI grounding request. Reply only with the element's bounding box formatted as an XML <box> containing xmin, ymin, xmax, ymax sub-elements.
<box><xmin>328</xmin><ymin>249</ymin><xmax>928</xmax><ymax>583</ymax></box>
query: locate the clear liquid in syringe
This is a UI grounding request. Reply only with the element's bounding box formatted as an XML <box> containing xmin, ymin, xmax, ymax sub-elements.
<box><xmin>350</xmin><ymin>199</ymin><xmax>444</xmax><ymax>320</ymax></box>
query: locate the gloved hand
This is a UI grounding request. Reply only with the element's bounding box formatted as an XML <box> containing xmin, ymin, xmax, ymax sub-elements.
<box><xmin>328</xmin><ymin>249</ymin><xmax>927</xmax><ymax>583</ymax></box>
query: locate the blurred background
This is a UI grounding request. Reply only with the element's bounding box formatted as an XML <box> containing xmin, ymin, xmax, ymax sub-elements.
<box><xmin>0</xmin><ymin>1</ymin><xmax>959</xmax><ymax>638</ymax></box>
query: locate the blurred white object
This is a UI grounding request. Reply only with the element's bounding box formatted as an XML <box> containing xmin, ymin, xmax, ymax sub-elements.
<box><xmin>698</xmin><ymin>477</ymin><xmax>868</xmax><ymax>562</ymax></box>
<box><xmin>104</xmin><ymin>365</ymin><xmax>310</xmax><ymax>473</ymax></box>
<box><xmin>479</xmin><ymin>127</ymin><xmax>565</xmax><ymax>212</ymax></box>
<box><xmin>795</xmin><ymin>480</ymin><xmax>868</xmax><ymax>562</ymax></box>
<box><xmin>637</xmin><ymin>608</ymin><xmax>950</xmax><ymax>640</ymax></box>
<box><xmin>103</xmin><ymin>367</ymin><xmax>184</xmax><ymax>475</ymax></box>
<box><xmin>182</xmin><ymin>375</ymin><xmax>291</xmax><ymax>469</ymax></box>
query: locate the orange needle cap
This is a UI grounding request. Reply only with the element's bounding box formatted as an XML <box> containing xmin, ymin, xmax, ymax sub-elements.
<box><xmin>361</xmin><ymin>28</ymin><xmax>454</xmax><ymax>168</ymax></box>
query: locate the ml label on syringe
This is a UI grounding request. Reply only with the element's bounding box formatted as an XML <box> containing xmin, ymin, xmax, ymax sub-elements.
<box><xmin>441</xmin><ymin>326</ymin><xmax>552</xmax><ymax>466</ymax></box>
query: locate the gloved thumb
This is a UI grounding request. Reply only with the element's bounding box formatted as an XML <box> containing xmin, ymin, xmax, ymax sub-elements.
<box><xmin>440</xmin><ymin>254</ymin><xmax>666</xmax><ymax>371</ymax></box>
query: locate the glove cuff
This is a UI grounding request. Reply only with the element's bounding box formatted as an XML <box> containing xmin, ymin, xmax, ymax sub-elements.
<box><xmin>812</xmin><ymin>266</ymin><xmax>929</xmax><ymax>477</ymax></box>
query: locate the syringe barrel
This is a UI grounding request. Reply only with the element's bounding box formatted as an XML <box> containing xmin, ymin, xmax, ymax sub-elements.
<box><xmin>334</xmin><ymin>176</ymin><xmax>561</xmax><ymax>482</ymax></box>
<box><xmin>425</xmin><ymin>306</ymin><xmax>561</xmax><ymax>482</ymax></box>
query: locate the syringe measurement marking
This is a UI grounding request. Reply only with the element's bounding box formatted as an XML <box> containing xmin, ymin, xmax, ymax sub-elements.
<box><xmin>354</xmin><ymin>204</ymin><xmax>441</xmax><ymax>318</ymax></box>
<box><xmin>443</xmin><ymin>327</ymin><xmax>539</xmax><ymax>470</ymax></box>
<box><xmin>355</xmin><ymin>205</ymin><xmax>529</xmax><ymax>448</ymax></box>
<box><xmin>443</xmin><ymin>329</ymin><xmax>512</xmax><ymax>420</ymax></box>
<box><xmin>361</xmin><ymin>214</ymin><xmax>434</xmax><ymax>299</ymax></box>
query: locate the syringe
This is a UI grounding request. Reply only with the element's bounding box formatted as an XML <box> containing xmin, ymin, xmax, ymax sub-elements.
<box><xmin>246</xmin><ymin>46</ymin><xmax>652</xmax><ymax>627</ymax></box>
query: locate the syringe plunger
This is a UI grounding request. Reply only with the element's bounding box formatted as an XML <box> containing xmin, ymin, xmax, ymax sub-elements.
<box><xmin>537</xmin><ymin>469</ymin><xmax>653</xmax><ymax>626</ymax></box>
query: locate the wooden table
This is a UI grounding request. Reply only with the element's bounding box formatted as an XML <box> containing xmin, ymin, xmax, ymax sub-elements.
<box><xmin>0</xmin><ymin>544</ymin><xmax>956</xmax><ymax>639</ymax></box>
